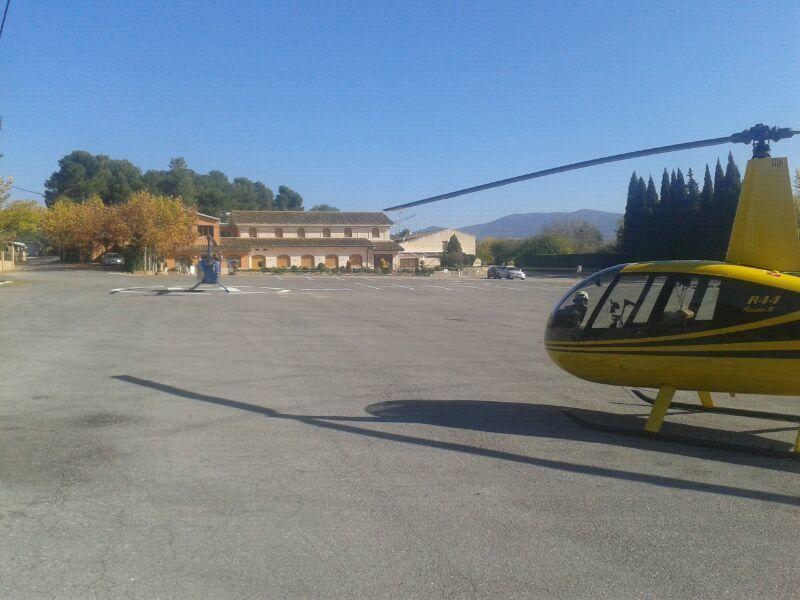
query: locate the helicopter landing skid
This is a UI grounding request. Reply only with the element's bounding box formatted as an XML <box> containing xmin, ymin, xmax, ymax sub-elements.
<box><xmin>563</xmin><ymin>409</ymin><xmax>799</xmax><ymax>459</ymax></box>
<box><xmin>188</xmin><ymin>280</ymin><xmax>231</xmax><ymax>293</ymax></box>
<box><xmin>630</xmin><ymin>389</ymin><xmax>800</xmax><ymax>423</ymax></box>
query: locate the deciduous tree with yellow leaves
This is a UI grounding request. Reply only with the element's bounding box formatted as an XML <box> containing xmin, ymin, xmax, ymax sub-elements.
<box><xmin>42</xmin><ymin>192</ymin><xmax>196</xmax><ymax>268</ymax></box>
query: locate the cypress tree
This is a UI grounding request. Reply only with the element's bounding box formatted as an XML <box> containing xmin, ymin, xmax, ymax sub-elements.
<box><xmin>713</xmin><ymin>159</ymin><xmax>726</xmax><ymax>204</ymax></box>
<box><xmin>724</xmin><ymin>151</ymin><xmax>742</xmax><ymax>204</ymax></box>
<box><xmin>643</xmin><ymin>176</ymin><xmax>659</xmax><ymax>259</ymax></box>
<box><xmin>710</xmin><ymin>159</ymin><xmax>727</xmax><ymax>259</ymax></box>
<box><xmin>622</xmin><ymin>171</ymin><xmax>644</xmax><ymax>257</ymax></box>
<box><xmin>673</xmin><ymin>168</ymin><xmax>687</xmax><ymax>208</ymax></box>
<box><xmin>721</xmin><ymin>152</ymin><xmax>743</xmax><ymax>257</ymax></box>
<box><xmin>656</xmin><ymin>169</ymin><xmax>671</xmax><ymax>258</ymax></box>
<box><xmin>697</xmin><ymin>164</ymin><xmax>714</xmax><ymax>258</ymax></box>
<box><xmin>700</xmin><ymin>164</ymin><xmax>713</xmax><ymax>206</ymax></box>
<box><xmin>645</xmin><ymin>176</ymin><xmax>658</xmax><ymax>213</ymax></box>
<box><xmin>660</xmin><ymin>170</ymin><xmax>670</xmax><ymax>202</ymax></box>
<box><xmin>686</xmin><ymin>168</ymin><xmax>700</xmax><ymax>209</ymax></box>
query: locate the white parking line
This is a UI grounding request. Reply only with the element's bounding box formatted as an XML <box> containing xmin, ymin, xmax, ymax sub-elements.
<box><xmin>274</xmin><ymin>276</ymin><xmax>284</xmax><ymax>280</ymax></box>
<box><xmin>422</xmin><ymin>284</ymin><xmax>453</xmax><ymax>290</ymax></box>
<box><xmin>386</xmin><ymin>283</ymin><xmax>417</xmax><ymax>290</ymax></box>
<box><xmin>354</xmin><ymin>282</ymin><xmax>380</xmax><ymax>289</ymax></box>
<box><xmin>301</xmin><ymin>288</ymin><xmax>353</xmax><ymax>291</ymax></box>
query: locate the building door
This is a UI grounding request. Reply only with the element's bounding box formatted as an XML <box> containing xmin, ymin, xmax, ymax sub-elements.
<box><xmin>348</xmin><ymin>254</ymin><xmax>363</xmax><ymax>268</ymax></box>
<box><xmin>276</xmin><ymin>255</ymin><xmax>291</xmax><ymax>268</ymax></box>
<box><xmin>325</xmin><ymin>254</ymin><xmax>339</xmax><ymax>269</ymax></box>
<box><xmin>301</xmin><ymin>254</ymin><xmax>315</xmax><ymax>268</ymax></box>
<box><xmin>374</xmin><ymin>254</ymin><xmax>393</xmax><ymax>269</ymax></box>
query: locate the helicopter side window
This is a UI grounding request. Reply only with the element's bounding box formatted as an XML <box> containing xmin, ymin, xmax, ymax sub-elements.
<box><xmin>588</xmin><ymin>275</ymin><xmax>650</xmax><ymax>330</ymax></box>
<box><xmin>626</xmin><ymin>276</ymin><xmax>667</xmax><ymax>325</ymax></box>
<box><xmin>647</xmin><ymin>276</ymin><xmax>721</xmax><ymax>333</ymax></box>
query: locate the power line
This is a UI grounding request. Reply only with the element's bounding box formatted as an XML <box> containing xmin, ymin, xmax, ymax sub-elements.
<box><xmin>0</xmin><ymin>0</ymin><xmax>11</xmax><ymax>41</ymax></box>
<box><xmin>11</xmin><ymin>185</ymin><xmax>44</xmax><ymax>197</ymax></box>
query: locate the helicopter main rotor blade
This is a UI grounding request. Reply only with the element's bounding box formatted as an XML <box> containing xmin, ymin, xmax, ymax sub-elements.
<box><xmin>383</xmin><ymin>135</ymin><xmax>734</xmax><ymax>212</ymax></box>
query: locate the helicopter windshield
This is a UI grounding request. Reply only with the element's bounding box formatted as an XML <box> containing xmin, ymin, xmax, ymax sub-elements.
<box><xmin>547</xmin><ymin>266</ymin><xmax>624</xmax><ymax>340</ymax></box>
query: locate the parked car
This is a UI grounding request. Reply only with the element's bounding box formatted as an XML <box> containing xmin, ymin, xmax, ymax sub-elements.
<box><xmin>487</xmin><ymin>266</ymin><xmax>500</xmax><ymax>279</ymax></box>
<box><xmin>101</xmin><ymin>252</ymin><xmax>124</xmax><ymax>266</ymax></box>
<box><xmin>498</xmin><ymin>266</ymin><xmax>526</xmax><ymax>280</ymax></box>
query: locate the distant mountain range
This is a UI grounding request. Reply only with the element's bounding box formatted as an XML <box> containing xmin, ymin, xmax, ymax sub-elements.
<box><xmin>439</xmin><ymin>209</ymin><xmax>623</xmax><ymax>240</ymax></box>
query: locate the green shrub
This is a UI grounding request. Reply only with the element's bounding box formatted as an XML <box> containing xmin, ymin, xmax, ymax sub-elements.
<box><xmin>121</xmin><ymin>247</ymin><xmax>143</xmax><ymax>273</ymax></box>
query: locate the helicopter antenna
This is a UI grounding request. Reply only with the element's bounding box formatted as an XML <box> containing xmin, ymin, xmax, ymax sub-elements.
<box><xmin>383</xmin><ymin>124</ymin><xmax>797</xmax><ymax>212</ymax></box>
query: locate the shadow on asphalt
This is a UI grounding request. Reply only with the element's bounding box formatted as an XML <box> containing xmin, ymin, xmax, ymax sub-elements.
<box><xmin>113</xmin><ymin>375</ymin><xmax>800</xmax><ymax>507</ymax></box>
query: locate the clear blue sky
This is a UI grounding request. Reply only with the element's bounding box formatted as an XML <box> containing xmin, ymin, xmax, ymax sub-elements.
<box><xmin>2</xmin><ymin>0</ymin><xmax>799</xmax><ymax>230</ymax></box>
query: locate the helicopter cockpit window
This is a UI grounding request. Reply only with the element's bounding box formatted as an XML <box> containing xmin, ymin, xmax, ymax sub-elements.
<box><xmin>547</xmin><ymin>266</ymin><xmax>623</xmax><ymax>340</ymax></box>
<box><xmin>590</xmin><ymin>275</ymin><xmax>650</xmax><ymax>330</ymax></box>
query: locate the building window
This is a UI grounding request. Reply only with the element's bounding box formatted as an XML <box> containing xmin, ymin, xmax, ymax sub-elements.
<box><xmin>297</xmin><ymin>228</ymin><xmax>305</xmax><ymax>238</ymax></box>
<box><xmin>348</xmin><ymin>254</ymin><xmax>363</xmax><ymax>268</ymax></box>
<box><xmin>276</xmin><ymin>255</ymin><xmax>291</xmax><ymax>268</ymax></box>
<box><xmin>371</xmin><ymin>228</ymin><xmax>380</xmax><ymax>238</ymax></box>
<box><xmin>323</xmin><ymin>227</ymin><xmax>331</xmax><ymax>238</ymax></box>
<box><xmin>249</xmin><ymin>227</ymin><xmax>257</xmax><ymax>238</ymax></box>
<box><xmin>325</xmin><ymin>254</ymin><xmax>339</xmax><ymax>268</ymax></box>
<box><xmin>344</xmin><ymin>227</ymin><xmax>352</xmax><ymax>237</ymax></box>
<box><xmin>275</xmin><ymin>227</ymin><xmax>283</xmax><ymax>238</ymax></box>
<box><xmin>301</xmin><ymin>254</ymin><xmax>315</xmax><ymax>268</ymax></box>
<box><xmin>198</xmin><ymin>225</ymin><xmax>214</xmax><ymax>237</ymax></box>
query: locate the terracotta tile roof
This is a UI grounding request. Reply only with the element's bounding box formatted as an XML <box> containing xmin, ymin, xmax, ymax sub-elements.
<box><xmin>372</xmin><ymin>241</ymin><xmax>404</xmax><ymax>252</ymax></box>
<box><xmin>230</xmin><ymin>210</ymin><xmax>393</xmax><ymax>226</ymax></box>
<box><xmin>182</xmin><ymin>237</ymin><xmax>378</xmax><ymax>252</ymax></box>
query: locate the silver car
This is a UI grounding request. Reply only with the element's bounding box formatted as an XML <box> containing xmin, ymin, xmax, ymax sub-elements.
<box><xmin>498</xmin><ymin>266</ymin><xmax>526</xmax><ymax>280</ymax></box>
<box><xmin>101</xmin><ymin>252</ymin><xmax>124</xmax><ymax>266</ymax></box>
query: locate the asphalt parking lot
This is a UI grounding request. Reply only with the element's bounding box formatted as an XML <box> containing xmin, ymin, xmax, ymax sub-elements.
<box><xmin>2</xmin><ymin>262</ymin><xmax>800</xmax><ymax>599</ymax></box>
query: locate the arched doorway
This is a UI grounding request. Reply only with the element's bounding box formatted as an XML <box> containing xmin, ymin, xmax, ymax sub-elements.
<box><xmin>325</xmin><ymin>254</ymin><xmax>339</xmax><ymax>269</ymax></box>
<box><xmin>276</xmin><ymin>255</ymin><xmax>291</xmax><ymax>268</ymax></box>
<box><xmin>300</xmin><ymin>254</ymin><xmax>315</xmax><ymax>268</ymax></box>
<box><xmin>348</xmin><ymin>254</ymin><xmax>363</xmax><ymax>268</ymax></box>
<box><xmin>252</xmin><ymin>255</ymin><xmax>266</xmax><ymax>269</ymax></box>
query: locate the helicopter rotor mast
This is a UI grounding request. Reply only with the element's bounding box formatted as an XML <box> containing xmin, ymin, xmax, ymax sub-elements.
<box><xmin>383</xmin><ymin>124</ymin><xmax>798</xmax><ymax>212</ymax></box>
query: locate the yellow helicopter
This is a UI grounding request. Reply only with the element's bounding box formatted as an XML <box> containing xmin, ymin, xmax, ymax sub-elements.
<box><xmin>385</xmin><ymin>124</ymin><xmax>800</xmax><ymax>454</ymax></box>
